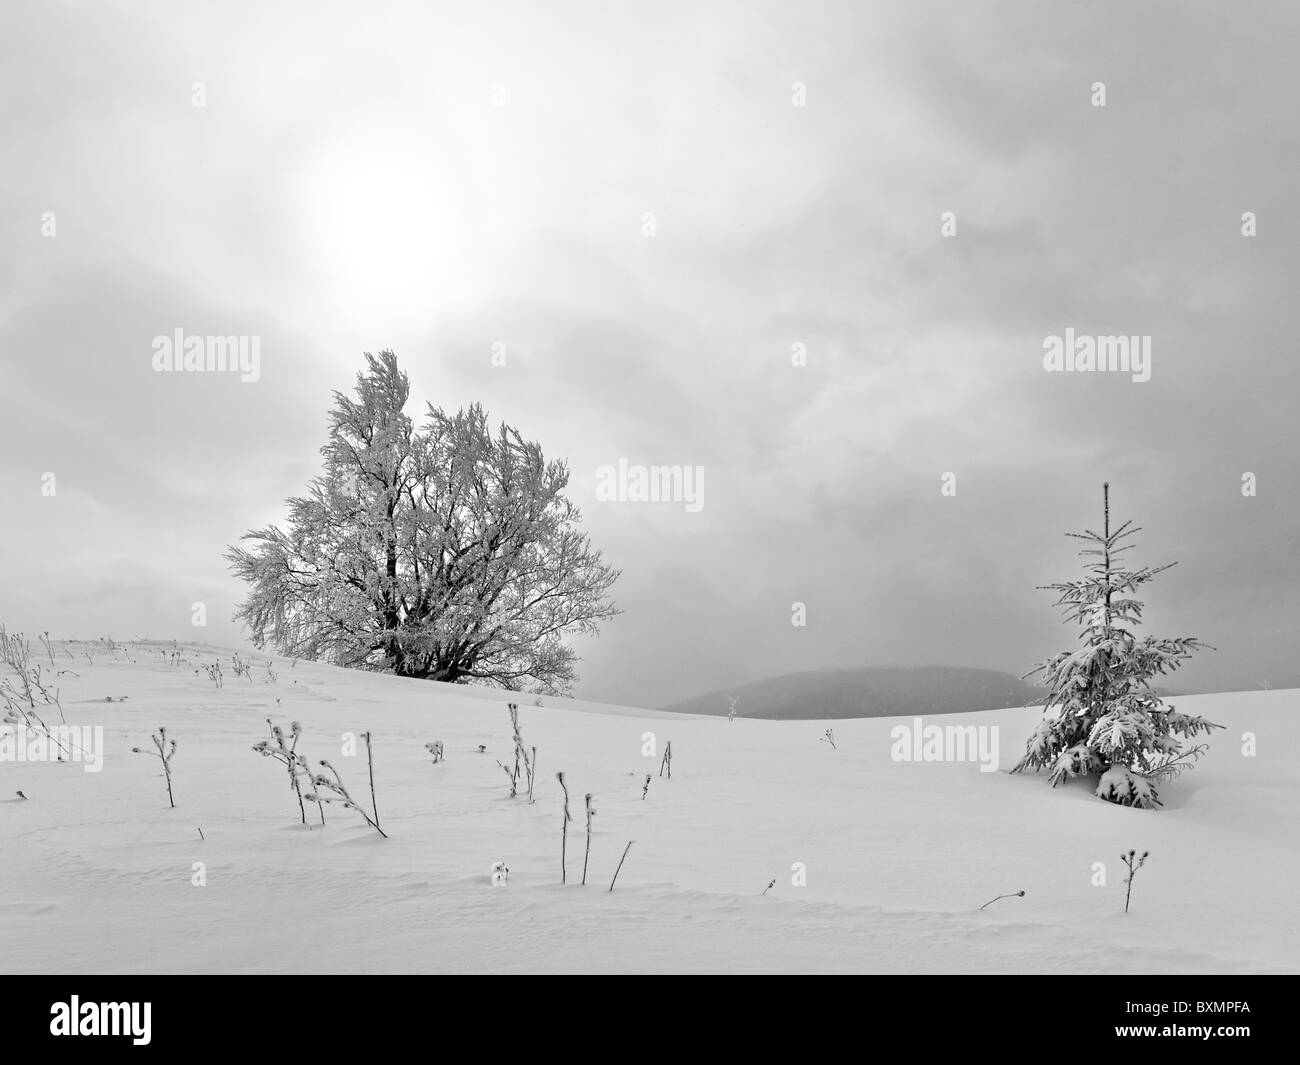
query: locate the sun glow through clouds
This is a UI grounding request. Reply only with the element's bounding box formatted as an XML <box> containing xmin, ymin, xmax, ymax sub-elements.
<box><xmin>300</xmin><ymin>124</ymin><xmax>475</xmax><ymax>326</ymax></box>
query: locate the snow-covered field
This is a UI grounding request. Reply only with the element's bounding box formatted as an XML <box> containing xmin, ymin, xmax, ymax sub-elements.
<box><xmin>3</xmin><ymin>641</ymin><xmax>1296</xmax><ymax>974</ymax></box>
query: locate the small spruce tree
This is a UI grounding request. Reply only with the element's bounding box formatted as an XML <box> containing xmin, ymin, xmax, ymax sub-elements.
<box><xmin>1012</xmin><ymin>484</ymin><xmax>1221</xmax><ymax>808</ymax></box>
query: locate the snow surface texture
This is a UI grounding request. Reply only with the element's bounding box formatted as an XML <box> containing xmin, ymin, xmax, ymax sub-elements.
<box><xmin>3</xmin><ymin>642</ymin><xmax>1295</xmax><ymax>974</ymax></box>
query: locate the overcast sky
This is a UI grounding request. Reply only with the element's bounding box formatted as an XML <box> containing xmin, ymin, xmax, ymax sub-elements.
<box><xmin>2</xmin><ymin>0</ymin><xmax>1297</xmax><ymax>707</ymax></box>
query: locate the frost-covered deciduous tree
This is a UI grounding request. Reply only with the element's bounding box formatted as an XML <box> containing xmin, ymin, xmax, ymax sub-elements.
<box><xmin>226</xmin><ymin>350</ymin><xmax>620</xmax><ymax>695</ymax></box>
<box><xmin>1011</xmin><ymin>484</ymin><xmax>1220</xmax><ymax>808</ymax></box>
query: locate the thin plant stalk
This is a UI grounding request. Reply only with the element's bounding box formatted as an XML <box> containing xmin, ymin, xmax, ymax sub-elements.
<box><xmin>609</xmin><ymin>840</ymin><xmax>634</xmax><ymax>893</ymax></box>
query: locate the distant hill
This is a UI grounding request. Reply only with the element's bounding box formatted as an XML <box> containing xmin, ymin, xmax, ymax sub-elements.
<box><xmin>661</xmin><ymin>666</ymin><xmax>1045</xmax><ymax>720</ymax></box>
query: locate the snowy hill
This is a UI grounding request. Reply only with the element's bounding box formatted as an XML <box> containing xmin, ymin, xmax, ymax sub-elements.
<box><xmin>3</xmin><ymin>640</ymin><xmax>1296</xmax><ymax>974</ymax></box>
